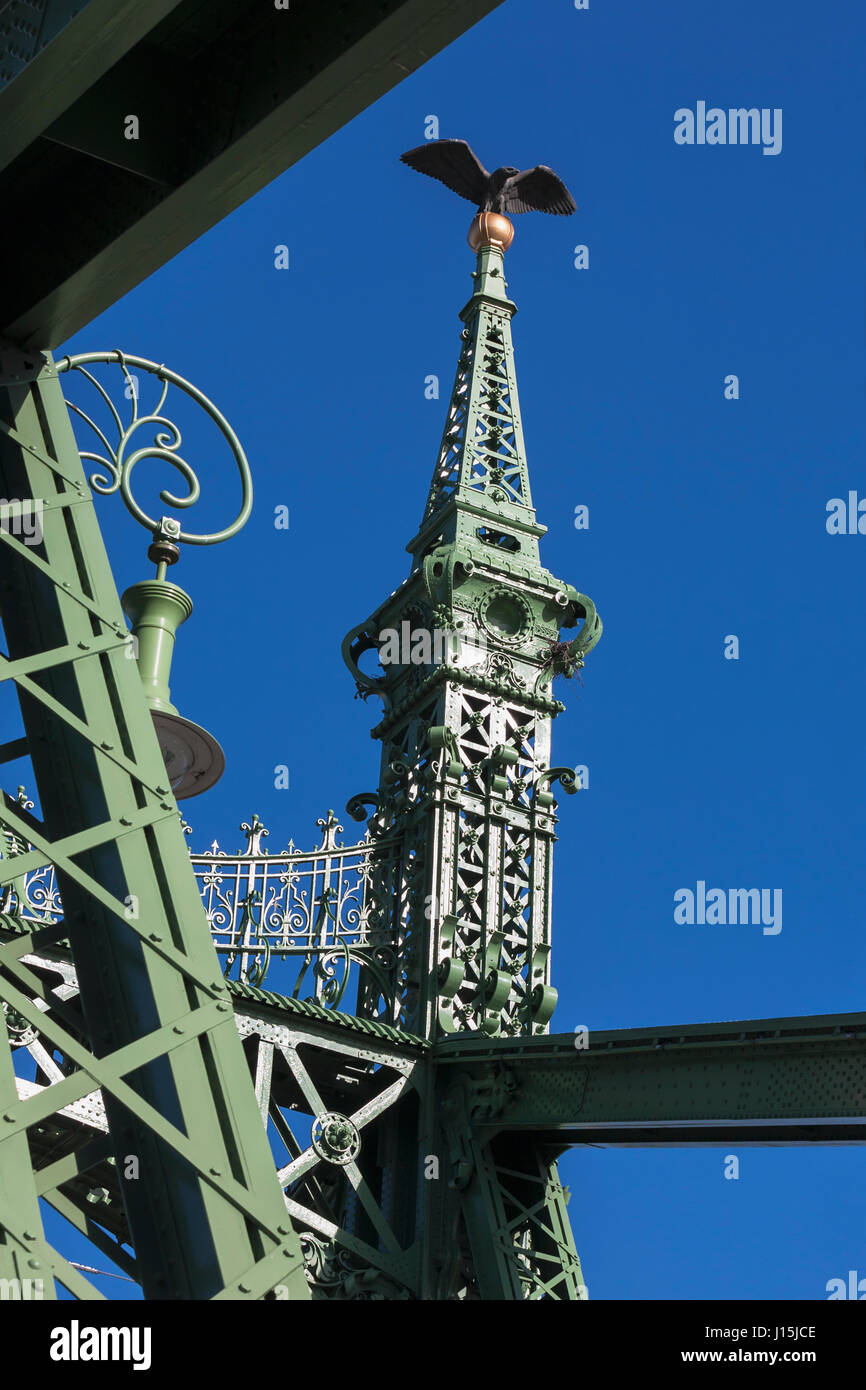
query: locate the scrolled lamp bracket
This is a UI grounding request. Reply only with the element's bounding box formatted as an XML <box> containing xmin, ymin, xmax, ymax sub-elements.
<box><xmin>55</xmin><ymin>350</ymin><xmax>253</xmax><ymax>550</ymax></box>
<box><xmin>55</xmin><ymin>350</ymin><xmax>254</xmax><ymax>800</ymax></box>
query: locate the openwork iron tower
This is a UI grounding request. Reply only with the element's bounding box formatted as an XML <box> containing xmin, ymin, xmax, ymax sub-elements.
<box><xmin>1</xmin><ymin>210</ymin><xmax>864</xmax><ymax>1304</ymax></box>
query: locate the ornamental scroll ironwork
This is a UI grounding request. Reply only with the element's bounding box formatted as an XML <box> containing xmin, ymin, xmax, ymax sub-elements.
<box><xmin>0</xmin><ymin>800</ymin><xmax>402</xmax><ymax>1020</ymax></box>
<box><xmin>55</xmin><ymin>350</ymin><xmax>253</xmax><ymax>547</ymax></box>
<box><xmin>197</xmin><ymin>810</ymin><xmax>402</xmax><ymax>1016</ymax></box>
<box><xmin>0</xmin><ymin>787</ymin><xmax>63</xmax><ymax>925</ymax></box>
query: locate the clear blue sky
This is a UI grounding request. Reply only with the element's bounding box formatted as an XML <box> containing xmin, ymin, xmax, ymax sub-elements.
<box><xmin>47</xmin><ymin>0</ymin><xmax>866</xmax><ymax>1299</ymax></box>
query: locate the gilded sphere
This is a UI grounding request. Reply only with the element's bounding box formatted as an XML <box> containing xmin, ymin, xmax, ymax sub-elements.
<box><xmin>467</xmin><ymin>212</ymin><xmax>515</xmax><ymax>252</ymax></box>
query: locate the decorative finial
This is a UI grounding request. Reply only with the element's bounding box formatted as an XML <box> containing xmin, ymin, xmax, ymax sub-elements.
<box><xmin>467</xmin><ymin>212</ymin><xmax>515</xmax><ymax>253</ymax></box>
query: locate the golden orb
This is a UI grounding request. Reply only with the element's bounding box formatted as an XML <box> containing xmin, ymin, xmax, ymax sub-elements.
<box><xmin>467</xmin><ymin>212</ymin><xmax>515</xmax><ymax>252</ymax></box>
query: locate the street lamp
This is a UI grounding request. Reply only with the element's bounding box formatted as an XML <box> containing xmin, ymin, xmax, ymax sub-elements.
<box><xmin>56</xmin><ymin>350</ymin><xmax>253</xmax><ymax>798</ymax></box>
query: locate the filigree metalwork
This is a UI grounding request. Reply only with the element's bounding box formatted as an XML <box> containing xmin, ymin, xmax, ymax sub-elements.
<box><xmin>0</xmin><ymin>788</ymin><xmax>63</xmax><ymax>923</ymax></box>
<box><xmin>298</xmin><ymin>1234</ymin><xmax>412</xmax><ymax>1300</ymax></box>
<box><xmin>55</xmin><ymin>350</ymin><xmax>253</xmax><ymax>547</ymax></box>
<box><xmin>0</xmin><ymin>798</ymin><xmax>403</xmax><ymax>1018</ymax></box>
<box><xmin>196</xmin><ymin>811</ymin><xmax>402</xmax><ymax>1015</ymax></box>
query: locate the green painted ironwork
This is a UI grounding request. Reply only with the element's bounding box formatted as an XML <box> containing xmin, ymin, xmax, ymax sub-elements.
<box><xmin>0</xmin><ymin>341</ymin><xmax>308</xmax><ymax>1299</ymax></box>
<box><xmin>56</xmin><ymin>351</ymin><xmax>253</xmax><ymax>547</ymax></box>
<box><xmin>342</xmin><ymin>225</ymin><xmax>601</xmax><ymax>1043</ymax></box>
<box><xmin>0</xmin><ymin>218</ymin><xmax>864</xmax><ymax>1303</ymax></box>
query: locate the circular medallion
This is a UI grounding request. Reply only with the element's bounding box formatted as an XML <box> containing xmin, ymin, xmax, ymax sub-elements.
<box><xmin>478</xmin><ymin>590</ymin><xmax>532</xmax><ymax>645</ymax></box>
<box><xmin>311</xmin><ymin>1112</ymin><xmax>361</xmax><ymax>1166</ymax></box>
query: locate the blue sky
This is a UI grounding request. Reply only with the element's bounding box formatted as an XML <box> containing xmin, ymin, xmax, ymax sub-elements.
<box><xmin>42</xmin><ymin>0</ymin><xmax>866</xmax><ymax>1298</ymax></box>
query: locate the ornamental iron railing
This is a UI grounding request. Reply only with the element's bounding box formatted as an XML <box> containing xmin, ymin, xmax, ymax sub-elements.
<box><xmin>0</xmin><ymin>797</ymin><xmax>400</xmax><ymax>1020</ymax></box>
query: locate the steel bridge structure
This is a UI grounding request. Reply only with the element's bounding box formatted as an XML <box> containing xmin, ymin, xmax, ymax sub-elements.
<box><xmin>0</xmin><ymin>0</ymin><xmax>864</xmax><ymax>1302</ymax></box>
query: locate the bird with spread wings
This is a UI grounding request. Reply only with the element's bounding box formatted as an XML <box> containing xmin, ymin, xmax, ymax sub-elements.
<box><xmin>400</xmin><ymin>138</ymin><xmax>576</xmax><ymax>216</ymax></box>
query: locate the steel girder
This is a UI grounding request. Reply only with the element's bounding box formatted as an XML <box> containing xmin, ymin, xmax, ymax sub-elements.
<box><xmin>7</xmin><ymin>917</ymin><xmax>865</xmax><ymax>1299</ymax></box>
<box><xmin>0</xmin><ymin>346</ymin><xmax>309</xmax><ymax>1300</ymax></box>
<box><xmin>0</xmin><ymin>923</ymin><xmax>432</xmax><ymax>1297</ymax></box>
<box><xmin>437</xmin><ymin>1016</ymin><xmax>866</xmax><ymax>1146</ymax></box>
<box><xmin>431</xmin><ymin>1015</ymin><xmax>866</xmax><ymax>1298</ymax></box>
<box><xmin>0</xmin><ymin>0</ymin><xmax>504</xmax><ymax>347</ymax></box>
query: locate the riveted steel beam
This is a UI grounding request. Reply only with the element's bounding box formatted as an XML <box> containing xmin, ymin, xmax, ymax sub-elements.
<box><xmin>438</xmin><ymin>1015</ymin><xmax>866</xmax><ymax>1145</ymax></box>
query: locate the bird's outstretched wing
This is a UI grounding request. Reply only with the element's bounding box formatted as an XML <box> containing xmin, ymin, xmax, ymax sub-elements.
<box><xmin>503</xmin><ymin>166</ymin><xmax>576</xmax><ymax>215</ymax></box>
<box><xmin>400</xmin><ymin>139</ymin><xmax>489</xmax><ymax>206</ymax></box>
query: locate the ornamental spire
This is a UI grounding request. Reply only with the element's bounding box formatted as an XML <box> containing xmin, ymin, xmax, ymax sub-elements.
<box><xmin>407</xmin><ymin>213</ymin><xmax>541</xmax><ymax>571</ymax></box>
<box><xmin>342</xmin><ymin>208</ymin><xmax>601</xmax><ymax>1040</ymax></box>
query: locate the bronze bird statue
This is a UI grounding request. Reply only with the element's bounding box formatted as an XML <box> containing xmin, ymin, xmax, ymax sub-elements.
<box><xmin>400</xmin><ymin>138</ymin><xmax>576</xmax><ymax>216</ymax></box>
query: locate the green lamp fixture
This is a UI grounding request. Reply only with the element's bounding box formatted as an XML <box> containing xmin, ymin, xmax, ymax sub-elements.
<box><xmin>121</xmin><ymin>521</ymin><xmax>225</xmax><ymax>799</ymax></box>
<box><xmin>57</xmin><ymin>349</ymin><xmax>254</xmax><ymax>799</ymax></box>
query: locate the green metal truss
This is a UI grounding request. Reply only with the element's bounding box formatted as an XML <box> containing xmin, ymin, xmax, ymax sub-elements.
<box><xmin>0</xmin><ymin>221</ymin><xmax>864</xmax><ymax>1301</ymax></box>
<box><xmin>0</xmin><ymin>341</ymin><xmax>308</xmax><ymax>1300</ymax></box>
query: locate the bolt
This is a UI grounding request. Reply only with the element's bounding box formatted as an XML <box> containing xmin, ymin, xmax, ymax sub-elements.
<box><xmin>27</xmin><ymin>1259</ymin><xmax>41</xmax><ymax>1270</ymax></box>
<box><xmin>209</xmin><ymin>1167</ymin><xmax>222</xmax><ymax>1177</ymax></box>
<box><xmin>216</xmin><ymin>1002</ymin><xmax>230</xmax><ymax>1013</ymax></box>
<box><xmin>238</xmin><ymin>1282</ymin><xmax>251</xmax><ymax>1294</ymax></box>
<box><xmin>172</xmin><ymin>1024</ymin><xmax>185</xmax><ymax>1035</ymax></box>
